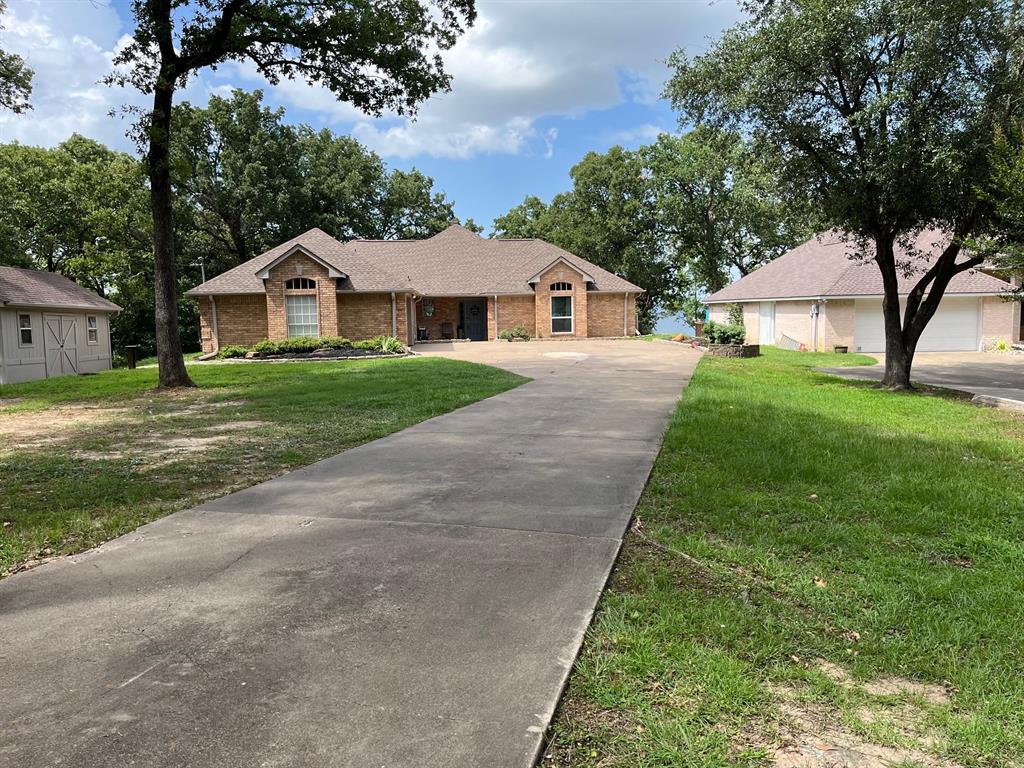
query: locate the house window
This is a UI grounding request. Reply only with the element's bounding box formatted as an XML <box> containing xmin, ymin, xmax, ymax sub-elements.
<box><xmin>286</xmin><ymin>294</ymin><xmax>318</xmax><ymax>337</ymax></box>
<box><xmin>551</xmin><ymin>295</ymin><xmax>573</xmax><ymax>334</ymax></box>
<box><xmin>87</xmin><ymin>316</ymin><xmax>98</xmax><ymax>344</ymax></box>
<box><xmin>18</xmin><ymin>313</ymin><xmax>32</xmax><ymax>346</ymax></box>
<box><xmin>550</xmin><ymin>281</ymin><xmax>573</xmax><ymax>292</ymax></box>
<box><xmin>285</xmin><ymin>277</ymin><xmax>316</xmax><ymax>290</ymax></box>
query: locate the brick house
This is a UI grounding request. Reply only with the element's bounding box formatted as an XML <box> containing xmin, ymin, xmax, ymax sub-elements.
<box><xmin>706</xmin><ymin>230</ymin><xmax>1021</xmax><ymax>352</ymax></box>
<box><xmin>186</xmin><ymin>223</ymin><xmax>642</xmax><ymax>352</ymax></box>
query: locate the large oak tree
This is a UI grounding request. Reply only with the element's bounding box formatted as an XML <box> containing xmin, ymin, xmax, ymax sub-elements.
<box><xmin>666</xmin><ymin>0</ymin><xmax>1024</xmax><ymax>388</ymax></box>
<box><xmin>0</xmin><ymin>0</ymin><xmax>31</xmax><ymax>113</ymax></box>
<box><xmin>110</xmin><ymin>0</ymin><xmax>476</xmax><ymax>388</ymax></box>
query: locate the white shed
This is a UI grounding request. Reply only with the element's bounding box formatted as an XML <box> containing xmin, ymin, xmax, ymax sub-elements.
<box><xmin>0</xmin><ymin>266</ymin><xmax>120</xmax><ymax>385</ymax></box>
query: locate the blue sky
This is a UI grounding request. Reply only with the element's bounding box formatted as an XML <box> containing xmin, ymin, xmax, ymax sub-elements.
<box><xmin>0</xmin><ymin>0</ymin><xmax>741</xmax><ymax>232</ymax></box>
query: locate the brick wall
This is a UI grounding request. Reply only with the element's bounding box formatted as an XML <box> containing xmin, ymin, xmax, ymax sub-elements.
<box><xmin>493</xmin><ymin>295</ymin><xmax>536</xmax><ymax>338</ymax></box>
<box><xmin>337</xmin><ymin>292</ymin><xmax>406</xmax><ymax>341</ymax></box>
<box><xmin>980</xmin><ymin>295</ymin><xmax>1020</xmax><ymax>348</ymax></box>
<box><xmin>198</xmin><ymin>294</ymin><xmax>269</xmax><ymax>352</ymax></box>
<box><xmin>822</xmin><ymin>300</ymin><xmax>854</xmax><ymax>350</ymax></box>
<box><xmin>264</xmin><ymin>254</ymin><xmax>337</xmax><ymax>340</ymax></box>
<box><xmin>535</xmin><ymin>264</ymin><xmax>588</xmax><ymax>338</ymax></box>
<box><xmin>414</xmin><ymin>296</ymin><xmax>461</xmax><ymax>340</ymax></box>
<box><xmin>586</xmin><ymin>292</ymin><xmax>632</xmax><ymax>337</ymax></box>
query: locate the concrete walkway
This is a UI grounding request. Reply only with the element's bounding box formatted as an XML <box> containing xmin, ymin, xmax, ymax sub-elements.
<box><xmin>0</xmin><ymin>340</ymin><xmax>700</xmax><ymax>768</ymax></box>
<box><xmin>821</xmin><ymin>351</ymin><xmax>1024</xmax><ymax>407</ymax></box>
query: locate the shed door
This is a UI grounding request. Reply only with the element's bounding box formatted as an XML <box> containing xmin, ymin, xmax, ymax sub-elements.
<box><xmin>758</xmin><ymin>302</ymin><xmax>775</xmax><ymax>345</ymax></box>
<box><xmin>43</xmin><ymin>314</ymin><xmax>79</xmax><ymax>378</ymax></box>
<box><xmin>854</xmin><ymin>298</ymin><xmax>980</xmax><ymax>352</ymax></box>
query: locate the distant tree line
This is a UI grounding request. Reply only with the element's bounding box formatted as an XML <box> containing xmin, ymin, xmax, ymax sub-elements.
<box><xmin>492</xmin><ymin>130</ymin><xmax>816</xmax><ymax>333</ymax></box>
<box><xmin>0</xmin><ymin>89</ymin><xmax>462</xmax><ymax>356</ymax></box>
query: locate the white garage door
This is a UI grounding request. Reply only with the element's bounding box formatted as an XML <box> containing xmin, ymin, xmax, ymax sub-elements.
<box><xmin>853</xmin><ymin>297</ymin><xmax>980</xmax><ymax>352</ymax></box>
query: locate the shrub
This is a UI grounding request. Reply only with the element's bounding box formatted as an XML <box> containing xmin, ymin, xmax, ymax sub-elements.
<box><xmin>727</xmin><ymin>302</ymin><xmax>745</xmax><ymax>326</ymax></box>
<box><xmin>992</xmin><ymin>339</ymin><xmax>1012</xmax><ymax>352</ymax></box>
<box><xmin>498</xmin><ymin>324</ymin><xmax>531</xmax><ymax>341</ymax></box>
<box><xmin>218</xmin><ymin>345</ymin><xmax>249</xmax><ymax>359</ymax></box>
<box><xmin>352</xmin><ymin>335</ymin><xmax>406</xmax><ymax>353</ymax></box>
<box><xmin>703</xmin><ymin>320</ymin><xmax>746</xmax><ymax>345</ymax></box>
<box><xmin>251</xmin><ymin>336</ymin><xmax>351</xmax><ymax>356</ymax></box>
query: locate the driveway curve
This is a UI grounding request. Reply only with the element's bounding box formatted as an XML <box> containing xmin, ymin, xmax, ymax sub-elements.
<box><xmin>0</xmin><ymin>339</ymin><xmax>700</xmax><ymax>768</ymax></box>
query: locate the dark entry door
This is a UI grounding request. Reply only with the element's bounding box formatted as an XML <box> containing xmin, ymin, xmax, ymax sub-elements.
<box><xmin>460</xmin><ymin>298</ymin><xmax>487</xmax><ymax>341</ymax></box>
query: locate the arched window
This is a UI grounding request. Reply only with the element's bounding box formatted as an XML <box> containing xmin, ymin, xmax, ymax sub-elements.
<box><xmin>550</xmin><ymin>281</ymin><xmax>573</xmax><ymax>292</ymax></box>
<box><xmin>285</xmin><ymin>277</ymin><xmax>316</xmax><ymax>290</ymax></box>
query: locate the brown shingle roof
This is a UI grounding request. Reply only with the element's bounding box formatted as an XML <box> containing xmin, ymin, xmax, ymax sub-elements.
<box><xmin>706</xmin><ymin>230</ymin><xmax>1012</xmax><ymax>303</ymax></box>
<box><xmin>0</xmin><ymin>266</ymin><xmax>120</xmax><ymax>311</ymax></box>
<box><xmin>186</xmin><ymin>224</ymin><xmax>642</xmax><ymax>297</ymax></box>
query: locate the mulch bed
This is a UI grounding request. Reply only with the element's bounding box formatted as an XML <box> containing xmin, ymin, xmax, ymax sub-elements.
<box><xmin>254</xmin><ymin>348</ymin><xmax>409</xmax><ymax>361</ymax></box>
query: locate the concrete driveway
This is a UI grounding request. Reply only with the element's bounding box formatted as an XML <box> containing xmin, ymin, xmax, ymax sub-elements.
<box><xmin>821</xmin><ymin>352</ymin><xmax>1024</xmax><ymax>407</ymax></box>
<box><xmin>0</xmin><ymin>339</ymin><xmax>700</xmax><ymax>768</ymax></box>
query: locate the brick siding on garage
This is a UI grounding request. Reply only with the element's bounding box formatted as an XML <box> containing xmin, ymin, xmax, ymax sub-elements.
<box><xmin>822</xmin><ymin>299</ymin><xmax>855</xmax><ymax>350</ymax></box>
<box><xmin>586</xmin><ymin>292</ymin><xmax>635</xmax><ymax>337</ymax></box>
<box><xmin>199</xmin><ymin>294</ymin><xmax>268</xmax><ymax>353</ymax></box>
<box><xmin>981</xmin><ymin>295</ymin><xmax>1021</xmax><ymax>348</ymax></box>
<box><xmin>773</xmin><ymin>301</ymin><xmax>815</xmax><ymax>347</ymax></box>
<box><xmin>535</xmin><ymin>263</ymin><xmax>589</xmax><ymax>339</ymax></box>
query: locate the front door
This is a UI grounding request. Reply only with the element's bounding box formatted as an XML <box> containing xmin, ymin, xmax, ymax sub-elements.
<box><xmin>460</xmin><ymin>299</ymin><xmax>487</xmax><ymax>341</ymax></box>
<box><xmin>43</xmin><ymin>314</ymin><xmax>79</xmax><ymax>378</ymax></box>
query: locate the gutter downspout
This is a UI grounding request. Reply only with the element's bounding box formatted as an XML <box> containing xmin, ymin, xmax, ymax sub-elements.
<box><xmin>390</xmin><ymin>292</ymin><xmax>397</xmax><ymax>337</ymax></box>
<box><xmin>210</xmin><ymin>295</ymin><xmax>220</xmax><ymax>353</ymax></box>
<box><xmin>494</xmin><ymin>294</ymin><xmax>499</xmax><ymax>339</ymax></box>
<box><xmin>811</xmin><ymin>300</ymin><xmax>820</xmax><ymax>352</ymax></box>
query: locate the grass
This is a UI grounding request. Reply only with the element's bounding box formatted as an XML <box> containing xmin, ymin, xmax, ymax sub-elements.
<box><xmin>0</xmin><ymin>357</ymin><xmax>524</xmax><ymax>575</ymax></box>
<box><xmin>131</xmin><ymin>351</ymin><xmax>202</xmax><ymax>367</ymax></box>
<box><xmin>545</xmin><ymin>348</ymin><xmax>1024</xmax><ymax>768</ymax></box>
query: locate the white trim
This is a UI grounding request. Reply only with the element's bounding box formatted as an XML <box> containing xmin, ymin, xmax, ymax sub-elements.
<box><xmin>494</xmin><ymin>294</ymin><xmax>499</xmax><ymax>338</ymax></box>
<box><xmin>550</xmin><ymin>294</ymin><xmax>574</xmax><ymax>335</ymax></box>
<box><xmin>623</xmin><ymin>292</ymin><xmax>628</xmax><ymax>336</ymax></box>
<box><xmin>285</xmin><ymin>294</ymin><xmax>319</xmax><ymax>338</ymax></box>
<box><xmin>391</xmin><ymin>292</ymin><xmax>397</xmax><ymax>337</ymax></box>
<box><xmin>86</xmin><ymin>315</ymin><xmax>98</xmax><ymax>345</ymax></box>
<box><xmin>706</xmin><ymin>291</ymin><xmax>1011</xmax><ymax>304</ymax></box>
<box><xmin>209</xmin><ymin>295</ymin><xmax>220</xmax><ymax>352</ymax></box>
<box><xmin>17</xmin><ymin>312</ymin><xmax>33</xmax><ymax>348</ymax></box>
<box><xmin>254</xmin><ymin>244</ymin><xmax>347</xmax><ymax>280</ymax></box>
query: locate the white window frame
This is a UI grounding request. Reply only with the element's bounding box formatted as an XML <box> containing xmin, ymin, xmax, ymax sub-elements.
<box><xmin>286</xmin><ymin>294</ymin><xmax>319</xmax><ymax>338</ymax></box>
<box><xmin>86</xmin><ymin>315</ymin><xmax>98</xmax><ymax>344</ymax></box>
<box><xmin>551</xmin><ymin>295</ymin><xmax>573</xmax><ymax>335</ymax></box>
<box><xmin>17</xmin><ymin>313</ymin><xmax>33</xmax><ymax>347</ymax></box>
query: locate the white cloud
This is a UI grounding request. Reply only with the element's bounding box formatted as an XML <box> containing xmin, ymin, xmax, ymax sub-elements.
<box><xmin>0</xmin><ymin>0</ymin><xmax>741</xmax><ymax>159</ymax></box>
<box><xmin>608</xmin><ymin>123</ymin><xmax>665</xmax><ymax>145</ymax></box>
<box><xmin>225</xmin><ymin>0</ymin><xmax>741</xmax><ymax>158</ymax></box>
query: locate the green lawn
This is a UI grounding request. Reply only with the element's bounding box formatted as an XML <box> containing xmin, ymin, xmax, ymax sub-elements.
<box><xmin>0</xmin><ymin>358</ymin><xmax>524</xmax><ymax>575</ymax></box>
<box><xmin>545</xmin><ymin>348</ymin><xmax>1024</xmax><ymax>768</ymax></box>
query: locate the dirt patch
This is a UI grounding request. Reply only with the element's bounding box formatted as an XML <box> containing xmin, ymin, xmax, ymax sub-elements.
<box><xmin>815</xmin><ymin>659</ymin><xmax>951</xmax><ymax>705</ymax></box>
<box><xmin>760</xmin><ymin>662</ymin><xmax>957</xmax><ymax>768</ymax></box>
<box><xmin>0</xmin><ymin>405</ymin><xmax>131</xmax><ymax>450</ymax></box>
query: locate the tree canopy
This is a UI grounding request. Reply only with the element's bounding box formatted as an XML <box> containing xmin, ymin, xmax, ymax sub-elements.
<box><xmin>0</xmin><ymin>0</ymin><xmax>31</xmax><ymax>113</ymax></box>
<box><xmin>666</xmin><ymin>0</ymin><xmax>1024</xmax><ymax>386</ymax></box>
<box><xmin>109</xmin><ymin>0</ymin><xmax>476</xmax><ymax>387</ymax></box>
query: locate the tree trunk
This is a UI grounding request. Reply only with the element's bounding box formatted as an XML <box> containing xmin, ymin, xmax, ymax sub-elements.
<box><xmin>148</xmin><ymin>77</ymin><xmax>194</xmax><ymax>389</ymax></box>
<box><xmin>875</xmin><ymin>234</ymin><xmax>916</xmax><ymax>390</ymax></box>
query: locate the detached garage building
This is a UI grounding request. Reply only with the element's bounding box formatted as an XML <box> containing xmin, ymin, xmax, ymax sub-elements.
<box><xmin>707</xmin><ymin>231</ymin><xmax>1021</xmax><ymax>353</ymax></box>
<box><xmin>0</xmin><ymin>266</ymin><xmax>120</xmax><ymax>385</ymax></box>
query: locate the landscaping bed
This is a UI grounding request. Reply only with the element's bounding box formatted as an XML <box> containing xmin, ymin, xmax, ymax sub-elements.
<box><xmin>0</xmin><ymin>357</ymin><xmax>525</xmax><ymax>576</ymax></box>
<box><xmin>544</xmin><ymin>348</ymin><xmax>1024</xmax><ymax>768</ymax></box>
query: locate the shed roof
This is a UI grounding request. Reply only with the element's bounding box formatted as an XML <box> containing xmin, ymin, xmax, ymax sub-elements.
<box><xmin>706</xmin><ymin>230</ymin><xmax>1012</xmax><ymax>303</ymax></box>
<box><xmin>0</xmin><ymin>266</ymin><xmax>120</xmax><ymax>311</ymax></box>
<box><xmin>185</xmin><ymin>224</ymin><xmax>642</xmax><ymax>297</ymax></box>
